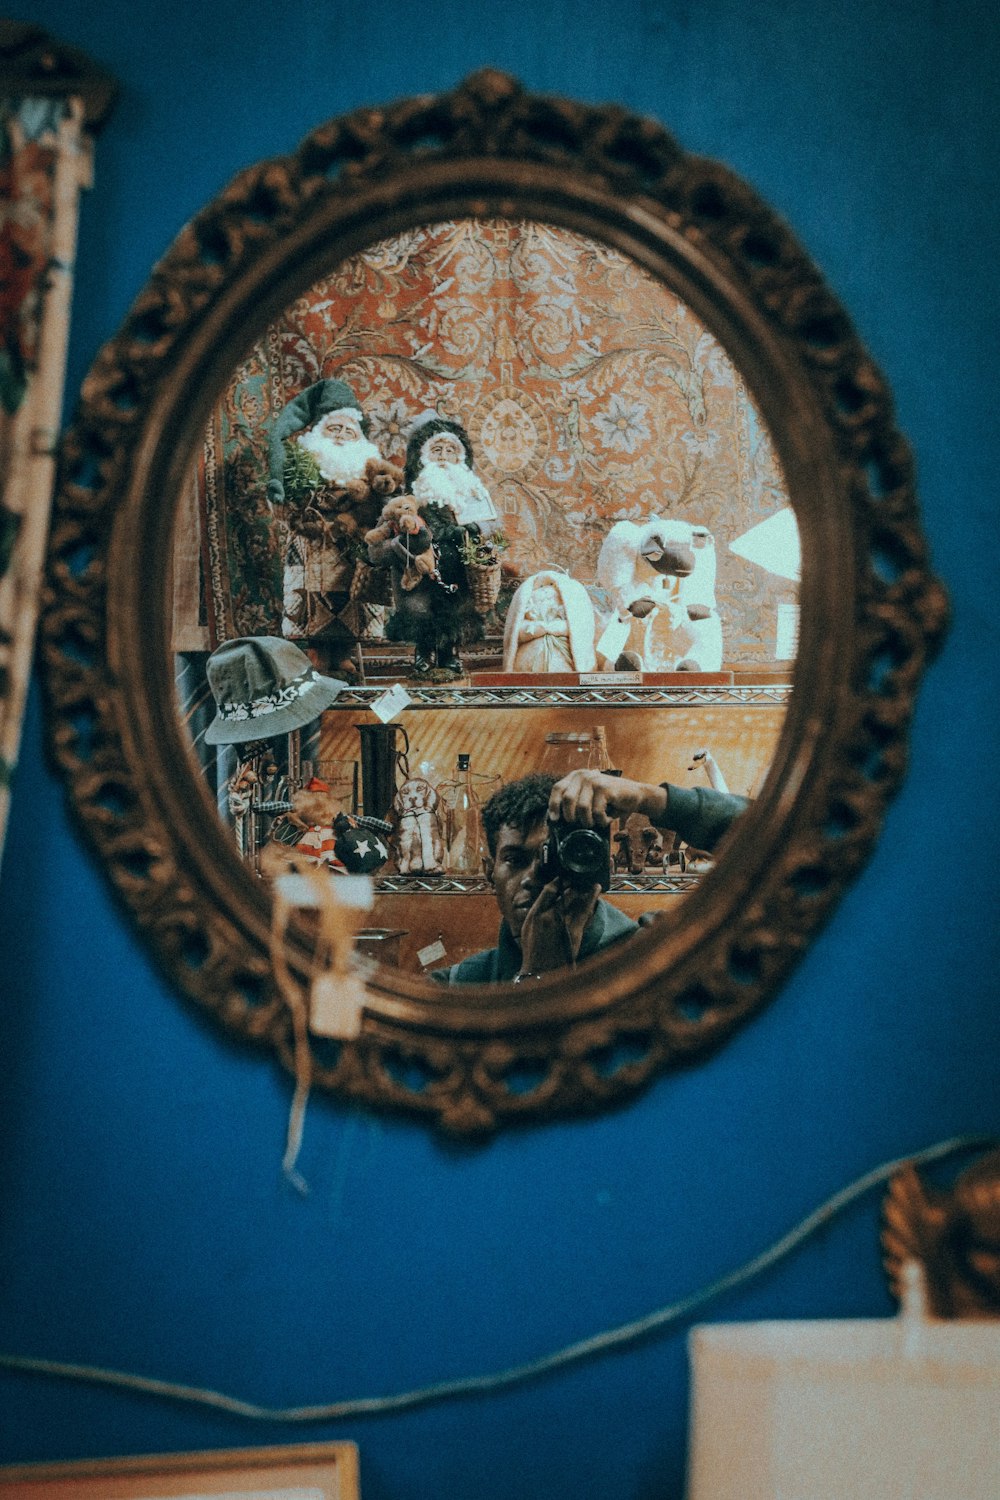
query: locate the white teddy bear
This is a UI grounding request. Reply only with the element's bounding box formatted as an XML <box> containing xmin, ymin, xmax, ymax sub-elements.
<box><xmin>596</xmin><ymin>516</ymin><xmax>724</xmax><ymax>671</ymax></box>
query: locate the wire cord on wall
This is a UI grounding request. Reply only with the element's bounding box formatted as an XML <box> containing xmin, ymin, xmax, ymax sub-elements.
<box><xmin>0</xmin><ymin>1134</ymin><xmax>994</xmax><ymax>1423</ymax></box>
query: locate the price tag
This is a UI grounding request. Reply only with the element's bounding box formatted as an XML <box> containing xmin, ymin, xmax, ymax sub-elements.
<box><xmin>417</xmin><ymin>938</ymin><xmax>447</xmax><ymax>968</ymax></box>
<box><xmin>310</xmin><ymin>972</ymin><xmax>368</xmax><ymax>1038</ymax></box>
<box><xmin>371</xmin><ymin>682</ymin><xmax>412</xmax><ymax>722</ymax></box>
<box><xmin>579</xmin><ymin>671</ymin><xmax>641</xmax><ymax>687</ymax></box>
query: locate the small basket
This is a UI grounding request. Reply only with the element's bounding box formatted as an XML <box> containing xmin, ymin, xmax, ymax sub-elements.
<box><xmin>465</xmin><ymin>560</ymin><xmax>502</xmax><ymax>614</ymax></box>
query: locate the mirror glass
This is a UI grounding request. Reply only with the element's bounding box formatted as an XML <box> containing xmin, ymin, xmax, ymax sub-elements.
<box><xmin>171</xmin><ymin>217</ymin><xmax>798</xmax><ymax>985</ymax></box>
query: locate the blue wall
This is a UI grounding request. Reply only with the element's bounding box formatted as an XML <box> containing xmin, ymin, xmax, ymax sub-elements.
<box><xmin>2</xmin><ymin>4</ymin><xmax>997</xmax><ymax>1497</ymax></box>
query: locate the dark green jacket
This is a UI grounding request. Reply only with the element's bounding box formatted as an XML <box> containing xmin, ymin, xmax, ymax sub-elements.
<box><xmin>431</xmin><ymin>897</ymin><xmax>639</xmax><ymax>985</ymax></box>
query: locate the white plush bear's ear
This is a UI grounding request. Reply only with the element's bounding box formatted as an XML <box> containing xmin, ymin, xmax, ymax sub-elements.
<box><xmin>644</xmin><ymin>515</ymin><xmax>695</xmax><ymax>545</ymax></box>
<box><xmin>597</xmin><ymin>521</ymin><xmax>643</xmax><ymax>591</ymax></box>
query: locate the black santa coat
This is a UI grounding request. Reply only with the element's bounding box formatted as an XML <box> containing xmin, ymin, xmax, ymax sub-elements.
<box><xmin>367</xmin><ymin>501</ymin><xmax>484</xmax><ymax>652</ymax></box>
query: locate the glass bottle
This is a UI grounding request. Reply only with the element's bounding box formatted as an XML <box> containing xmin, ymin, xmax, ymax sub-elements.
<box><xmin>445</xmin><ymin>753</ymin><xmax>483</xmax><ymax>875</ymax></box>
<box><xmin>539</xmin><ymin>730</ymin><xmax>595</xmax><ymax>778</ymax></box>
<box><xmin>590</xmin><ymin>724</ymin><xmax>613</xmax><ymax>772</ymax></box>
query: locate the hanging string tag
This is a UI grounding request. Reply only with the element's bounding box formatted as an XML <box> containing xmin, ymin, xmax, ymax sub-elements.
<box><xmin>371</xmin><ymin>682</ymin><xmax>412</xmax><ymax>722</ymax></box>
<box><xmin>307</xmin><ymin>874</ymin><xmax>374</xmax><ymax>1040</ymax></box>
<box><xmin>310</xmin><ymin>972</ymin><xmax>368</xmax><ymax>1039</ymax></box>
<box><xmin>270</xmin><ymin>870</ymin><xmax>374</xmax><ymax>1190</ymax></box>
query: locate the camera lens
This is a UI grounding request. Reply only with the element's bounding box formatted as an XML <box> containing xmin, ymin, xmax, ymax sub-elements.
<box><xmin>558</xmin><ymin>828</ymin><xmax>608</xmax><ymax>886</ymax></box>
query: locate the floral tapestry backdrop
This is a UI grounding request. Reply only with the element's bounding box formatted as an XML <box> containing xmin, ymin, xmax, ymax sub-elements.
<box><xmin>191</xmin><ymin>220</ymin><xmax>794</xmax><ymax>660</ymax></box>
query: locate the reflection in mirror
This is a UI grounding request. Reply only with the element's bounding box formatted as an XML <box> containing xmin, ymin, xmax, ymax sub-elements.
<box><xmin>172</xmin><ymin>218</ymin><xmax>798</xmax><ymax>986</ymax></box>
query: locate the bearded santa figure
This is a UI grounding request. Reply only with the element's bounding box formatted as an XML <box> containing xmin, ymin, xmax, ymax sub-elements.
<box><xmin>409</xmin><ymin>420</ymin><xmax>501</xmax><ymax>532</ymax></box>
<box><xmin>266</xmin><ymin>378</ymin><xmax>402</xmax><ymax>672</ymax></box>
<box><xmin>367</xmin><ymin>414</ymin><xmax>502</xmax><ymax>675</ymax></box>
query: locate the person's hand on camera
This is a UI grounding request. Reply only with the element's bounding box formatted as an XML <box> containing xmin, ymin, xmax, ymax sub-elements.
<box><xmin>547</xmin><ymin>769</ymin><xmax>668</xmax><ymax>830</ymax></box>
<box><xmin>518</xmin><ymin>877</ymin><xmax>601</xmax><ymax>972</ymax></box>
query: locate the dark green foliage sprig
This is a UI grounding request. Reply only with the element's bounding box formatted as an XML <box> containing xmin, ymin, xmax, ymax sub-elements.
<box><xmin>457</xmin><ymin>528</ymin><xmax>510</xmax><ymax>567</ymax></box>
<box><xmin>281</xmin><ymin>439</ymin><xmax>323</xmax><ymax>504</ymax></box>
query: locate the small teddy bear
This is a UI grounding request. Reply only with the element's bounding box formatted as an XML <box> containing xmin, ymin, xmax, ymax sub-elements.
<box><xmin>364</xmin><ymin>495</ymin><xmax>437</xmax><ymax>592</ymax></box>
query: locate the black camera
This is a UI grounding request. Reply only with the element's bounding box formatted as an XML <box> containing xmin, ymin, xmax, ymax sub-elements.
<box><xmin>538</xmin><ymin>822</ymin><xmax>612</xmax><ymax>892</ymax></box>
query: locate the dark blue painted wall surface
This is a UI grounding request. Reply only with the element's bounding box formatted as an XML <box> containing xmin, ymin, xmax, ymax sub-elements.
<box><xmin>1</xmin><ymin>4</ymin><xmax>997</xmax><ymax>1497</ymax></box>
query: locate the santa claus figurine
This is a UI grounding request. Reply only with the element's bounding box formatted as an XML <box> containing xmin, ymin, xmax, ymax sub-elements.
<box><xmin>266</xmin><ymin>378</ymin><xmax>402</xmax><ymax>674</ymax></box>
<box><xmin>502</xmin><ymin>569</ymin><xmax>598</xmax><ymax>674</ymax></box>
<box><xmin>367</xmin><ymin>413</ymin><xmax>503</xmax><ymax>676</ymax></box>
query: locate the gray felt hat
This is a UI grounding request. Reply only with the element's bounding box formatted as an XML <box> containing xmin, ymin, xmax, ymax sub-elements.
<box><xmin>204</xmin><ymin>636</ymin><xmax>346</xmax><ymax>745</ymax></box>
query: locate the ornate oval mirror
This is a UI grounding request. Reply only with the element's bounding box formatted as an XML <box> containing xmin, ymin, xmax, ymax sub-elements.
<box><xmin>42</xmin><ymin>71</ymin><xmax>945</xmax><ymax>1132</ymax></box>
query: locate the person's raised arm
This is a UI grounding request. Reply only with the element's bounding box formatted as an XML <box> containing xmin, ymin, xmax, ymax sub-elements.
<box><xmin>548</xmin><ymin>769</ymin><xmax>749</xmax><ymax>853</ymax></box>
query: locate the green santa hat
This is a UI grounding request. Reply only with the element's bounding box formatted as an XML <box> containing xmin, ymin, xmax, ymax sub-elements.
<box><xmin>266</xmin><ymin>378</ymin><xmax>368</xmax><ymax>504</ymax></box>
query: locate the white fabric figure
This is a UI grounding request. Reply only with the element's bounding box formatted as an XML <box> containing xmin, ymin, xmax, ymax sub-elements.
<box><xmin>596</xmin><ymin>517</ymin><xmax>723</xmax><ymax>671</ymax></box>
<box><xmin>502</xmin><ymin>570</ymin><xmax>598</xmax><ymax>674</ymax></box>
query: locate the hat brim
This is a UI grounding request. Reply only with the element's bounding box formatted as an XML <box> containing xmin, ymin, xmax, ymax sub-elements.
<box><xmin>204</xmin><ymin>673</ymin><xmax>346</xmax><ymax>746</ymax></box>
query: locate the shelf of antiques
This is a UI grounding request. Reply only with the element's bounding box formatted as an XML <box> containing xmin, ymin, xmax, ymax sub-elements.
<box><xmin>317</xmin><ymin>692</ymin><xmax>789</xmax><ymax>811</ymax></box>
<box><xmin>293</xmin><ymin>686</ymin><xmax>784</xmax><ymax>974</ymax></box>
<box><xmin>191</xmin><ymin>677</ymin><xmax>789</xmax><ymax>978</ymax></box>
<box><xmin>320</xmin><ymin>678</ymin><xmax>793</xmax><ymax>709</ymax></box>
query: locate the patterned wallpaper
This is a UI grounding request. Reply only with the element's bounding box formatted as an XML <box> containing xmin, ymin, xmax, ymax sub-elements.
<box><xmin>191</xmin><ymin>219</ymin><xmax>796</xmax><ymax>661</ymax></box>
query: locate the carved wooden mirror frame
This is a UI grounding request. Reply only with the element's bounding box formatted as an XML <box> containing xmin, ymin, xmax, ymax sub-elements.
<box><xmin>41</xmin><ymin>71</ymin><xmax>946</xmax><ymax>1133</ymax></box>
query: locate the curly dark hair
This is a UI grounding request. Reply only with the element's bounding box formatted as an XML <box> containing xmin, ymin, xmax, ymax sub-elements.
<box><xmin>482</xmin><ymin>773</ymin><xmax>556</xmax><ymax>857</ymax></box>
<box><xmin>404</xmin><ymin>417</ymin><xmax>474</xmax><ymax>490</ymax></box>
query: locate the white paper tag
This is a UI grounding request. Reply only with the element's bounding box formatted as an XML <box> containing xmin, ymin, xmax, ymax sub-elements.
<box><xmin>371</xmin><ymin>682</ymin><xmax>412</xmax><ymax>722</ymax></box>
<box><xmin>596</xmin><ymin>613</ymin><xmax>631</xmax><ymax>663</ymax></box>
<box><xmin>330</xmin><ymin>874</ymin><xmax>375</xmax><ymax>911</ymax></box>
<box><xmin>309</xmin><ymin>972</ymin><xmax>368</xmax><ymax>1038</ymax></box>
<box><xmin>417</xmin><ymin>938</ymin><xmax>447</xmax><ymax>968</ymax></box>
<box><xmin>274</xmin><ymin>873</ymin><xmax>321</xmax><ymax>908</ymax></box>
<box><xmin>579</xmin><ymin>670</ymin><xmax>641</xmax><ymax>686</ymax></box>
<box><xmin>274</xmin><ymin>872</ymin><xmax>374</xmax><ymax>910</ymax></box>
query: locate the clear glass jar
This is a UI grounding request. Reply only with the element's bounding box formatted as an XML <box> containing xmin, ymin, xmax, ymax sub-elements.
<box><xmin>539</xmin><ymin>730</ymin><xmax>597</xmax><ymax>778</ymax></box>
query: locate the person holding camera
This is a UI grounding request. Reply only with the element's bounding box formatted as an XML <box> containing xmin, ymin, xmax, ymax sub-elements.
<box><xmin>430</xmin><ymin>769</ymin><xmax>749</xmax><ymax>986</ymax></box>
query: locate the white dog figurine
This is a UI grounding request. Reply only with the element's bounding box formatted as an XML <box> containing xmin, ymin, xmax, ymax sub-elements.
<box><xmin>393</xmin><ymin>776</ymin><xmax>445</xmax><ymax>874</ymax></box>
<box><xmin>596</xmin><ymin>517</ymin><xmax>723</xmax><ymax>671</ymax></box>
